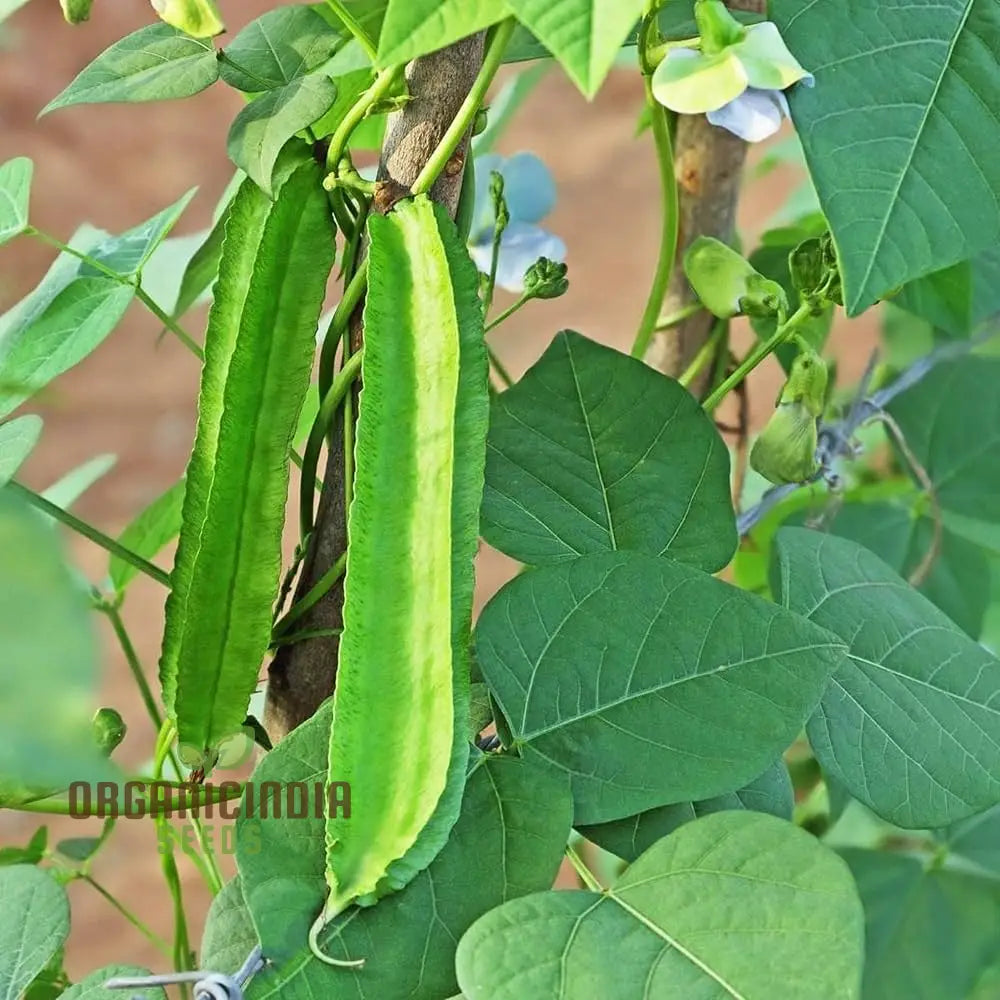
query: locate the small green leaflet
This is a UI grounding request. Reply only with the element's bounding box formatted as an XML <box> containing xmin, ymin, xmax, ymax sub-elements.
<box><xmin>0</xmin><ymin>157</ymin><xmax>32</xmax><ymax>246</ymax></box>
<box><xmin>219</xmin><ymin>5</ymin><xmax>342</xmax><ymax>92</ymax></box>
<box><xmin>227</xmin><ymin>75</ymin><xmax>338</xmax><ymax>195</ymax></box>
<box><xmin>41</xmin><ymin>23</ymin><xmax>220</xmax><ymax>113</ymax></box>
<box><xmin>110</xmin><ymin>479</ymin><xmax>185</xmax><ymax>595</ymax></box>
<box><xmin>506</xmin><ymin>0</ymin><xmax>644</xmax><ymax>96</ymax></box>
<box><xmin>58</xmin><ymin>966</ymin><xmax>164</xmax><ymax>1000</ymax></box>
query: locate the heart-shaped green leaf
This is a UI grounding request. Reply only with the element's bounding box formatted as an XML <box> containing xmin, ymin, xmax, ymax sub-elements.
<box><xmin>772</xmin><ymin>0</ymin><xmax>1000</xmax><ymax>314</ymax></box>
<box><xmin>773</xmin><ymin>527</ymin><xmax>1000</xmax><ymax>828</ymax></box>
<box><xmin>482</xmin><ymin>331</ymin><xmax>736</xmax><ymax>572</ymax></box>
<box><xmin>476</xmin><ymin>550</ymin><xmax>843</xmax><ymax>823</ymax></box>
<box><xmin>457</xmin><ymin>811</ymin><xmax>864</xmax><ymax>1000</ymax></box>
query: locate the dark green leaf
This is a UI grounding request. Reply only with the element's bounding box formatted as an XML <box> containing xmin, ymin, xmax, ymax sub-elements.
<box><xmin>772</xmin><ymin>0</ymin><xmax>1000</xmax><ymax>314</ymax></box>
<box><xmin>0</xmin><ymin>157</ymin><xmax>32</xmax><ymax>247</ymax></box>
<box><xmin>773</xmin><ymin>527</ymin><xmax>1000</xmax><ymax>828</ymax></box>
<box><xmin>842</xmin><ymin>848</ymin><xmax>1000</xmax><ymax>1000</ymax></box>
<box><xmin>579</xmin><ymin>758</ymin><xmax>794</xmax><ymax>862</ymax></box>
<box><xmin>789</xmin><ymin>501</ymin><xmax>991</xmax><ymax>638</ymax></box>
<box><xmin>0</xmin><ymin>828</ymin><xmax>46</xmax><ymax>867</ymax></box>
<box><xmin>229</xmin><ymin>706</ymin><xmax>572</xmax><ymax>996</ymax></box>
<box><xmin>219</xmin><ymin>5</ymin><xmax>341</xmax><ymax>92</ymax></box>
<box><xmin>0</xmin><ymin>866</ymin><xmax>69</xmax><ymax>1000</ymax></box>
<box><xmin>42</xmin><ymin>23</ymin><xmax>219</xmax><ymax>113</ymax></box>
<box><xmin>110</xmin><ymin>479</ymin><xmax>184</xmax><ymax>594</ymax></box>
<box><xmin>457</xmin><ymin>812</ymin><xmax>864</xmax><ymax>1000</ymax></box>
<box><xmin>227</xmin><ymin>75</ymin><xmax>338</xmax><ymax>194</ymax></box>
<box><xmin>895</xmin><ymin>247</ymin><xmax>1000</xmax><ymax>336</ymax></box>
<box><xmin>476</xmin><ymin>550</ymin><xmax>843</xmax><ymax>823</ymax></box>
<box><xmin>482</xmin><ymin>331</ymin><xmax>736</xmax><ymax>572</ymax></box>
<box><xmin>888</xmin><ymin>356</ymin><xmax>1000</xmax><ymax>531</ymax></box>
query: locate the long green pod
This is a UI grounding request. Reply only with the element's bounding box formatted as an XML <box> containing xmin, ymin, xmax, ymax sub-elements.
<box><xmin>160</xmin><ymin>159</ymin><xmax>335</xmax><ymax>760</ymax></box>
<box><xmin>310</xmin><ymin>195</ymin><xmax>488</xmax><ymax>964</ymax></box>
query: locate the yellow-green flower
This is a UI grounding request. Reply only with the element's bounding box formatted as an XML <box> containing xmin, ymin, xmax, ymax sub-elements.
<box><xmin>652</xmin><ymin>12</ymin><xmax>813</xmax><ymax>143</ymax></box>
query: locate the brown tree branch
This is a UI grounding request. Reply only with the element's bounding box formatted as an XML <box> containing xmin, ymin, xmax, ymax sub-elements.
<box><xmin>264</xmin><ymin>34</ymin><xmax>487</xmax><ymax>743</ymax></box>
<box><xmin>647</xmin><ymin>0</ymin><xmax>767</xmax><ymax>388</ymax></box>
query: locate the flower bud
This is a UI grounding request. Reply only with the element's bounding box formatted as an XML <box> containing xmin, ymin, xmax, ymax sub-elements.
<box><xmin>92</xmin><ymin>708</ymin><xmax>126</xmax><ymax>757</ymax></box>
<box><xmin>523</xmin><ymin>257</ymin><xmax>569</xmax><ymax>300</ymax></box>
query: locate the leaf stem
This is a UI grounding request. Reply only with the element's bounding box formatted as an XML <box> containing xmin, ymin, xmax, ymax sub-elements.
<box><xmin>565</xmin><ymin>843</ymin><xmax>603</xmax><ymax>893</ymax></box>
<box><xmin>324</xmin><ymin>0</ymin><xmax>378</xmax><ymax>63</ymax></box>
<box><xmin>82</xmin><ymin>876</ymin><xmax>172</xmax><ymax>957</ymax></box>
<box><xmin>300</xmin><ymin>348</ymin><xmax>364</xmax><ymax>538</ymax></box>
<box><xmin>272</xmin><ymin>551</ymin><xmax>348</xmax><ymax>639</ymax></box>
<box><xmin>326</xmin><ymin>69</ymin><xmax>400</xmax><ymax>177</ymax></box>
<box><xmin>6</xmin><ymin>480</ymin><xmax>171</xmax><ymax>588</ymax></box>
<box><xmin>631</xmin><ymin>13</ymin><xmax>679</xmax><ymax>361</ymax></box>
<box><xmin>702</xmin><ymin>301</ymin><xmax>814</xmax><ymax>411</ymax></box>
<box><xmin>318</xmin><ymin>261</ymin><xmax>369</xmax><ymax>398</ymax></box>
<box><xmin>678</xmin><ymin>318</ymin><xmax>726</xmax><ymax>389</ymax></box>
<box><xmin>485</xmin><ymin>293</ymin><xmax>531</xmax><ymax>334</ymax></box>
<box><xmin>487</xmin><ymin>344</ymin><xmax>514</xmax><ymax>389</ymax></box>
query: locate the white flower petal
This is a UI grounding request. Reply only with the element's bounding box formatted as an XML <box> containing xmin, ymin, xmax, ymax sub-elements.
<box><xmin>470</xmin><ymin>222</ymin><xmax>567</xmax><ymax>293</ymax></box>
<box><xmin>706</xmin><ymin>87</ymin><xmax>787</xmax><ymax>143</ymax></box>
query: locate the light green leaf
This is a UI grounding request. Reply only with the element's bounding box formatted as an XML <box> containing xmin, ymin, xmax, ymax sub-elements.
<box><xmin>231</xmin><ymin>707</ymin><xmax>572</xmax><ymax>995</ymax></box>
<box><xmin>476</xmin><ymin>550</ymin><xmax>843</xmax><ymax>824</ymax></box>
<box><xmin>0</xmin><ymin>828</ymin><xmax>46</xmax><ymax>867</ymax></box>
<box><xmin>0</xmin><ymin>490</ymin><xmax>114</xmax><ymax>788</ymax></box>
<box><xmin>42</xmin><ymin>454</ymin><xmax>116</xmax><ymax>510</ymax></box>
<box><xmin>227</xmin><ymin>75</ymin><xmax>338</xmax><ymax>194</ymax></box>
<box><xmin>773</xmin><ymin>527</ymin><xmax>1000</xmax><ymax>828</ymax></box>
<box><xmin>772</xmin><ymin>0</ymin><xmax>1000</xmax><ymax>314</ymax></box>
<box><xmin>888</xmin><ymin>356</ymin><xmax>1000</xmax><ymax>529</ymax></box>
<box><xmin>138</xmin><ymin>230</ymin><xmax>210</xmax><ymax>314</ymax></box>
<box><xmin>842</xmin><ymin>848</ymin><xmax>1000</xmax><ymax>1000</ymax></box>
<box><xmin>0</xmin><ymin>157</ymin><xmax>32</xmax><ymax>247</ymax></box>
<box><xmin>59</xmin><ymin>965</ymin><xmax>164</xmax><ymax>1000</ymax></box>
<box><xmin>895</xmin><ymin>247</ymin><xmax>1000</xmax><ymax>336</ymax></box>
<box><xmin>788</xmin><ymin>501</ymin><xmax>991</xmax><ymax>638</ymax></box>
<box><xmin>506</xmin><ymin>0</ymin><xmax>644</xmax><ymax>96</ymax></box>
<box><xmin>0</xmin><ymin>278</ymin><xmax>134</xmax><ymax>419</ymax></box>
<box><xmin>0</xmin><ymin>867</ymin><xmax>69</xmax><ymax>1000</ymax></box>
<box><xmin>579</xmin><ymin>758</ymin><xmax>794</xmax><ymax>863</ymax></box>
<box><xmin>938</xmin><ymin>802</ymin><xmax>1000</xmax><ymax>877</ymax></box>
<box><xmin>83</xmin><ymin>188</ymin><xmax>197</xmax><ymax>278</ymax></box>
<box><xmin>457</xmin><ymin>812</ymin><xmax>864</xmax><ymax>1000</ymax></box>
<box><xmin>110</xmin><ymin>479</ymin><xmax>185</xmax><ymax>594</ymax></box>
<box><xmin>160</xmin><ymin>161</ymin><xmax>334</xmax><ymax>752</ymax></box>
<box><xmin>377</xmin><ymin>0</ymin><xmax>509</xmax><ymax>67</ymax></box>
<box><xmin>219</xmin><ymin>5</ymin><xmax>341</xmax><ymax>91</ymax></box>
<box><xmin>0</xmin><ymin>415</ymin><xmax>42</xmax><ymax>487</ymax></box>
<box><xmin>481</xmin><ymin>331</ymin><xmax>736</xmax><ymax>572</ymax></box>
<box><xmin>42</xmin><ymin>23</ymin><xmax>220</xmax><ymax>113</ymax></box>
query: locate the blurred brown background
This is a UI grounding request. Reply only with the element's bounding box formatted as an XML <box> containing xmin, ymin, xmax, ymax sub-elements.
<box><xmin>0</xmin><ymin>0</ymin><xmax>877</xmax><ymax>979</ymax></box>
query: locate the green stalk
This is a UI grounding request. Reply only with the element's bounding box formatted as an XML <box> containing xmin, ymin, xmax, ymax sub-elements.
<box><xmin>82</xmin><ymin>876</ymin><xmax>172</xmax><ymax>957</ymax></box>
<box><xmin>678</xmin><ymin>318</ymin><xmax>726</xmax><ymax>388</ymax></box>
<box><xmin>325</xmin><ymin>0</ymin><xmax>378</xmax><ymax>63</ymax></box>
<box><xmin>702</xmin><ymin>301</ymin><xmax>815</xmax><ymax>411</ymax></box>
<box><xmin>564</xmin><ymin>842</ymin><xmax>603</xmax><ymax>892</ymax></box>
<box><xmin>326</xmin><ymin>69</ymin><xmax>400</xmax><ymax>176</ymax></box>
<box><xmin>485</xmin><ymin>292</ymin><xmax>531</xmax><ymax>334</ymax></box>
<box><xmin>7</xmin><ymin>480</ymin><xmax>171</xmax><ymax>588</ymax></box>
<box><xmin>300</xmin><ymin>349</ymin><xmax>364</xmax><ymax>537</ymax></box>
<box><xmin>272</xmin><ymin>551</ymin><xmax>348</xmax><ymax>638</ymax></box>
<box><xmin>630</xmin><ymin>9</ymin><xmax>679</xmax><ymax>361</ymax></box>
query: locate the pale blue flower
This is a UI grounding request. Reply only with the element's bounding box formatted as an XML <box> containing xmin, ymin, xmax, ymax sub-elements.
<box><xmin>468</xmin><ymin>152</ymin><xmax>566</xmax><ymax>293</ymax></box>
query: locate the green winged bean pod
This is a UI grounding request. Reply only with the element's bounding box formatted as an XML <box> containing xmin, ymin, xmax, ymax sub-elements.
<box><xmin>309</xmin><ymin>195</ymin><xmax>489</xmax><ymax>965</ymax></box>
<box><xmin>159</xmin><ymin>158</ymin><xmax>335</xmax><ymax>759</ymax></box>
